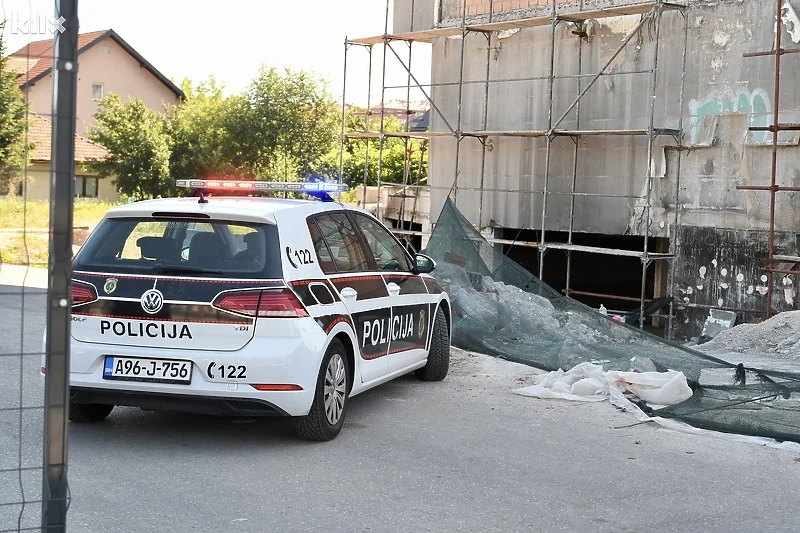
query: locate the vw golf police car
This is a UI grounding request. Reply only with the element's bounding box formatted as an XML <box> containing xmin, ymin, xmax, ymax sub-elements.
<box><xmin>55</xmin><ymin>179</ymin><xmax>451</xmax><ymax>441</ymax></box>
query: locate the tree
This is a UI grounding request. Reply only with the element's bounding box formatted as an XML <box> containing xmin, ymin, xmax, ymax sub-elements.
<box><xmin>0</xmin><ymin>24</ymin><xmax>31</xmax><ymax>195</ymax></box>
<box><xmin>85</xmin><ymin>94</ymin><xmax>172</xmax><ymax>200</ymax></box>
<box><xmin>229</xmin><ymin>66</ymin><xmax>340</xmax><ymax>180</ymax></box>
<box><xmin>166</xmin><ymin>76</ymin><xmax>243</xmax><ymax>180</ymax></box>
<box><xmin>316</xmin><ymin>107</ymin><xmax>428</xmax><ymax>189</ymax></box>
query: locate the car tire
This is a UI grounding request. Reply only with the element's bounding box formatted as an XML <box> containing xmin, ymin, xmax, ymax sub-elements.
<box><xmin>69</xmin><ymin>402</ymin><xmax>114</xmax><ymax>423</ymax></box>
<box><xmin>415</xmin><ymin>306</ymin><xmax>450</xmax><ymax>382</ymax></box>
<box><xmin>293</xmin><ymin>338</ymin><xmax>349</xmax><ymax>441</ymax></box>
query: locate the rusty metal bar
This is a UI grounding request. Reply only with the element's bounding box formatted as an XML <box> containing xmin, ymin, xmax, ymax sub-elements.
<box><xmin>451</xmin><ymin>0</ymin><xmax>469</xmax><ymax>204</ymax></box>
<box><xmin>737</xmin><ymin>185</ymin><xmax>800</xmax><ymax>192</ymax></box>
<box><xmin>742</xmin><ymin>48</ymin><xmax>800</xmax><ymax>58</ymax></box>
<box><xmin>764</xmin><ymin>268</ymin><xmax>800</xmax><ymax>276</ymax></box>
<box><xmin>749</xmin><ymin>123</ymin><xmax>800</xmax><ymax>132</ymax></box>
<box><xmin>567</xmin><ymin>290</ymin><xmax>653</xmax><ymax>303</ymax></box>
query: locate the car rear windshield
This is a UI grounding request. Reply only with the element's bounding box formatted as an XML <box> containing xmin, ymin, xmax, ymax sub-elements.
<box><xmin>73</xmin><ymin>217</ymin><xmax>283</xmax><ymax>279</ymax></box>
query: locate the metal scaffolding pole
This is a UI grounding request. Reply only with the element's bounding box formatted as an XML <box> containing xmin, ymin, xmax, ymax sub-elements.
<box><xmin>666</xmin><ymin>6</ymin><xmax>690</xmax><ymax>340</ymax></box>
<box><xmin>338</xmin><ymin>38</ymin><xmax>350</xmax><ymax>198</ymax></box>
<box><xmin>538</xmin><ymin>1</ymin><xmax>558</xmax><ymax>282</ymax></box>
<box><xmin>42</xmin><ymin>0</ymin><xmax>78</xmax><ymax>530</ymax></box>
<box><xmin>362</xmin><ymin>45</ymin><xmax>374</xmax><ymax>208</ymax></box>
<box><xmin>399</xmin><ymin>39</ymin><xmax>414</xmax><ymax>239</ymax></box>
<box><xmin>565</xmin><ymin>14</ymin><xmax>586</xmax><ymax>297</ymax></box>
<box><xmin>638</xmin><ymin>4</ymin><xmax>664</xmax><ymax>329</ymax></box>
<box><xmin>477</xmin><ymin>0</ymin><xmax>494</xmax><ymax>231</ymax></box>
<box><xmin>451</xmin><ymin>0</ymin><xmax>468</xmax><ymax>204</ymax></box>
<box><xmin>376</xmin><ymin>0</ymin><xmax>391</xmax><ymax>221</ymax></box>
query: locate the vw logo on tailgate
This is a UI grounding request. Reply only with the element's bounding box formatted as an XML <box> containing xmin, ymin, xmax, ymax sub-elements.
<box><xmin>141</xmin><ymin>289</ymin><xmax>164</xmax><ymax>314</ymax></box>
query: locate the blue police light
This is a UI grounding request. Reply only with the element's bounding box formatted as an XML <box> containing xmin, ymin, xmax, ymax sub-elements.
<box><xmin>175</xmin><ymin>178</ymin><xmax>348</xmax><ymax>202</ymax></box>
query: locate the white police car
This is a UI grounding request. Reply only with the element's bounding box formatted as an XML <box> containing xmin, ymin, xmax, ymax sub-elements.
<box><xmin>59</xmin><ymin>179</ymin><xmax>451</xmax><ymax>441</ymax></box>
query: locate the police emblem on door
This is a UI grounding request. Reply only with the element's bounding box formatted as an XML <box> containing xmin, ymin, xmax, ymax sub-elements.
<box><xmin>103</xmin><ymin>278</ymin><xmax>118</xmax><ymax>295</ymax></box>
<box><xmin>141</xmin><ymin>289</ymin><xmax>164</xmax><ymax>314</ymax></box>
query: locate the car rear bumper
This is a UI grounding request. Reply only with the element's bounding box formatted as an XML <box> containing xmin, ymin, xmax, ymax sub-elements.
<box><xmin>65</xmin><ymin>318</ymin><xmax>330</xmax><ymax>417</ymax></box>
<box><xmin>70</xmin><ymin>386</ymin><xmax>290</xmax><ymax>416</ymax></box>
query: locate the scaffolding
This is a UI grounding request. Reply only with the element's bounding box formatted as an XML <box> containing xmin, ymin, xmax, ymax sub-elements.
<box><xmin>339</xmin><ymin>0</ymin><xmax>691</xmax><ymax>336</ymax></box>
<box><xmin>735</xmin><ymin>0</ymin><xmax>800</xmax><ymax>320</ymax></box>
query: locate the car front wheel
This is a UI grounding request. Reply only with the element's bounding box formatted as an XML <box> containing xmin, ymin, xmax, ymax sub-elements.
<box><xmin>294</xmin><ymin>338</ymin><xmax>349</xmax><ymax>441</ymax></box>
<box><xmin>415</xmin><ymin>305</ymin><xmax>450</xmax><ymax>382</ymax></box>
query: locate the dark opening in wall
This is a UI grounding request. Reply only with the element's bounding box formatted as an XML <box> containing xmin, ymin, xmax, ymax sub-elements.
<box><xmin>388</xmin><ymin>219</ymin><xmax>423</xmax><ymax>255</ymax></box>
<box><xmin>496</xmin><ymin>228</ymin><xmax>669</xmax><ymax>320</ymax></box>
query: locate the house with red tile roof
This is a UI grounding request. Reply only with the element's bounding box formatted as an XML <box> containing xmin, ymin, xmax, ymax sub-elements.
<box><xmin>6</xmin><ymin>29</ymin><xmax>184</xmax><ymax>201</ymax></box>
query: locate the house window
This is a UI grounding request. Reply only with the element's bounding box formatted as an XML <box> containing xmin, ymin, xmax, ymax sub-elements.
<box><xmin>75</xmin><ymin>176</ymin><xmax>99</xmax><ymax>198</ymax></box>
<box><xmin>92</xmin><ymin>83</ymin><xmax>104</xmax><ymax>100</ymax></box>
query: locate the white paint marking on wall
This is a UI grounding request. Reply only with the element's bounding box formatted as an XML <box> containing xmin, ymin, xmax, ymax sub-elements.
<box><xmin>721</xmin><ymin>268</ymin><xmax>728</xmax><ymax>277</ymax></box>
<box><xmin>713</xmin><ymin>31</ymin><xmax>730</xmax><ymax>47</ymax></box>
<box><xmin>697</xmin><ymin>284</ymin><xmax>704</xmax><ymax>290</ymax></box>
<box><xmin>712</xmin><ymin>259</ymin><xmax>718</xmax><ymax>268</ymax></box>
<box><xmin>783</xmin><ymin>277</ymin><xmax>795</xmax><ymax>305</ymax></box>
<box><xmin>699</xmin><ymin>266</ymin><xmax>707</xmax><ymax>279</ymax></box>
<box><xmin>720</xmin><ymin>282</ymin><xmax>729</xmax><ymax>289</ymax></box>
<box><xmin>684</xmin><ymin>297</ymin><xmax>690</xmax><ymax>303</ymax></box>
<box><xmin>737</xmin><ymin>273</ymin><xmax>745</xmax><ymax>282</ymax></box>
<box><xmin>756</xmin><ymin>286</ymin><xmax>769</xmax><ymax>296</ymax></box>
<box><xmin>782</xmin><ymin>1</ymin><xmax>800</xmax><ymax>44</ymax></box>
<box><xmin>761</xmin><ymin>274</ymin><xmax>768</xmax><ymax>283</ymax></box>
<box><xmin>686</xmin><ymin>287</ymin><xmax>694</xmax><ymax>295</ymax></box>
<box><xmin>717</xmin><ymin>298</ymin><xmax>724</xmax><ymax>307</ymax></box>
<box><xmin>747</xmin><ymin>285</ymin><xmax>755</xmax><ymax>295</ymax></box>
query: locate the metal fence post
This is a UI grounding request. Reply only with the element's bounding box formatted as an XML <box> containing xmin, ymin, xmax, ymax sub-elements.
<box><xmin>42</xmin><ymin>0</ymin><xmax>79</xmax><ymax>531</ymax></box>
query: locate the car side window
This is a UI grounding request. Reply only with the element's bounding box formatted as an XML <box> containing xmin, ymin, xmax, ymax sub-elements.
<box><xmin>308</xmin><ymin>219</ymin><xmax>336</xmax><ymax>274</ymax></box>
<box><xmin>350</xmin><ymin>213</ymin><xmax>413</xmax><ymax>272</ymax></box>
<box><xmin>311</xmin><ymin>214</ymin><xmax>371</xmax><ymax>273</ymax></box>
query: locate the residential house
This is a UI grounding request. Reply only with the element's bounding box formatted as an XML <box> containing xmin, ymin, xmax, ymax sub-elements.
<box><xmin>15</xmin><ymin>113</ymin><xmax>113</xmax><ymax>201</ymax></box>
<box><xmin>6</xmin><ymin>29</ymin><xmax>185</xmax><ymax>201</ymax></box>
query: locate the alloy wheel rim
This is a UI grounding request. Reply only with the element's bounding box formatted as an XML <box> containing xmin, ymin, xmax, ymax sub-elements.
<box><xmin>323</xmin><ymin>353</ymin><xmax>347</xmax><ymax>425</ymax></box>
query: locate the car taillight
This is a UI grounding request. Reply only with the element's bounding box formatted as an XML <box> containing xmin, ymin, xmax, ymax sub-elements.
<box><xmin>71</xmin><ymin>281</ymin><xmax>98</xmax><ymax>306</ymax></box>
<box><xmin>213</xmin><ymin>289</ymin><xmax>309</xmax><ymax>318</ymax></box>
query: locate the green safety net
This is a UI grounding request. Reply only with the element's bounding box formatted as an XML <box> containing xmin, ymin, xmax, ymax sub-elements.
<box><xmin>422</xmin><ymin>198</ymin><xmax>800</xmax><ymax>443</ymax></box>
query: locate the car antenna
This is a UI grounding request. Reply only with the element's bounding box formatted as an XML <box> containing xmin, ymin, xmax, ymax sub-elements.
<box><xmin>198</xmin><ymin>192</ymin><xmax>208</xmax><ymax>204</ymax></box>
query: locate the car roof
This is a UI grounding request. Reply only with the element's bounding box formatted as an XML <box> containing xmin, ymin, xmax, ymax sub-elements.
<box><xmin>101</xmin><ymin>196</ymin><xmax>369</xmax><ymax>224</ymax></box>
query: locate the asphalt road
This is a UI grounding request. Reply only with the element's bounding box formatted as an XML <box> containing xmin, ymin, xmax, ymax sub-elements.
<box><xmin>2</xmin><ymin>284</ymin><xmax>800</xmax><ymax>533</ymax></box>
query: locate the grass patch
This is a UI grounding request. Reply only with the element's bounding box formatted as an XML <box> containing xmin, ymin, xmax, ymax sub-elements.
<box><xmin>0</xmin><ymin>198</ymin><xmax>117</xmax><ymax>266</ymax></box>
<box><xmin>0</xmin><ymin>233</ymin><xmax>50</xmax><ymax>268</ymax></box>
<box><xmin>0</xmin><ymin>198</ymin><xmax>117</xmax><ymax>229</ymax></box>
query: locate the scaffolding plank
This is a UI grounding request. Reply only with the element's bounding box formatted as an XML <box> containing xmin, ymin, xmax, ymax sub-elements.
<box><xmin>462</xmin><ymin>130</ymin><xmax>547</xmax><ymax>137</ymax></box>
<box><xmin>345</xmin><ymin>131</ymin><xmax>451</xmax><ymax>139</ymax></box>
<box><xmin>544</xmin><ymin>243</ymin><xmax>673</xmax><ymax>258</ymax></box>
<box><xmin>349</xmin><ymin>1</ymin><xmax>674</xmax><ymax>44</ymax></box>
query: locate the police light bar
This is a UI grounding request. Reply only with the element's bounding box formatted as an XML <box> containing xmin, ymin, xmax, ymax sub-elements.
<box><xmin>175</xmin><ymin>179</ymin><xmax>348</xmax><ymax>193</ymax></box>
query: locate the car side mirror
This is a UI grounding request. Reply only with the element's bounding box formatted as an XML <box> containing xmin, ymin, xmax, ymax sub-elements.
<box><xmin>414</xmin><ymin>253</ymin><xmax>436</xmax><ymax>274</ymax></box>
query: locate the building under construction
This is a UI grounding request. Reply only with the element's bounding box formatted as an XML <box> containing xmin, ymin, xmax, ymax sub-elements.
<box><xmin>340</xmin><ymin>0</ymin><xmax>800</xmax><ymax>340</ymax></box>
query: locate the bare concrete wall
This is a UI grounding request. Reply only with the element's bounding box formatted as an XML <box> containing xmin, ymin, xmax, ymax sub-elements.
<box><xmin>425</xmin><ymin>0</ymin><xmax>800</xmax><ymax>237</ymax></box>
<box><xmin>393</xmin><ymin>0</ymin><xmax>437</xmax><ymax>33</ymax></box>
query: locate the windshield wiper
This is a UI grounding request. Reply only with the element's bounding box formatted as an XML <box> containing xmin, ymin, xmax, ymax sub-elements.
<box><xmin>153</xmin><ymin>265</ymin><xmax>224</xmax><ymax>276</ymax></box>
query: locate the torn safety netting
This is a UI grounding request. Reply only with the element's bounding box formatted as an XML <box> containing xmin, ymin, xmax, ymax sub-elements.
<box><xmin>421</xmin><ymin>198</ymin><xmax>800</xmax><ymax>443</ymax></box>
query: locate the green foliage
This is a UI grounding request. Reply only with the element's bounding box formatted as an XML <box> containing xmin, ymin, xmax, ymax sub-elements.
<box><xmin>0</xmin><ymin>25</ymin><xmax>32</xmax><ymax>195</ymax></box>
<box><xmin>166</xmin><ymin>76</ymin><xmax>242</xmax><ymax>180</ymax></box>
<box><xmin>85</xmin><ymin>94</ymin><xmax>172</xmax><ymax>200</ymax></box>
<box><xmin>317</xmin><ymin>107</ymin><xmax>428</xmax><ymax>189</ymax></box>
<box><xmin>87</xmin><ymin>62</ymin><xmax>425</xmax><ymax>199</ymax></box>
<box><xmin>229</xmin><ymin>66</ymin><xmax>340</xmax><ymax>179</ymax></box>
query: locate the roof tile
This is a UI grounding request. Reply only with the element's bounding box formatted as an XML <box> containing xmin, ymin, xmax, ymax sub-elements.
<box><xmin>25</xmin><ymin>113</ymin><xmax>110</xmax><ymax>162</ymax></box>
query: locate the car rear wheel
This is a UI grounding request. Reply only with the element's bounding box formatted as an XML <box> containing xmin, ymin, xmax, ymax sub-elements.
<box><xmin>69</xmin><ymin>402</ymin><xmax>114</xmax><ymax>423</ymax></box>
<box><xmin>294</xmin><ymin>339</ymin><xmax>349</xmax><ymax>441</ymax></box>
<box><xmin>415</xmin><ymin>306</ymin><xmax>450</xmax><ymax>382</ymax></box>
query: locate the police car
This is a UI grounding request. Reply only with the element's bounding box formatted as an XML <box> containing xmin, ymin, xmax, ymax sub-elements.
<box><xmin>57</xmin><ymin>179</ymin><xmax>451</xmax><ymax>441</ymax></box>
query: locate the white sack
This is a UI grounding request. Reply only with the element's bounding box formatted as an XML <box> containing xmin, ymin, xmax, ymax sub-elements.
<box><xmin>514</xmin><ymin>362</ymin><xmax>693</xmax><ymax>406</ymax></box>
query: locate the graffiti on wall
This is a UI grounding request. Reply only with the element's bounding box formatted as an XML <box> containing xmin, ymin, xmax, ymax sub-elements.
<box><xmin>688</xmin><ymin>88</ymin><xmax>771</xmax><ymax>145</ymax></box>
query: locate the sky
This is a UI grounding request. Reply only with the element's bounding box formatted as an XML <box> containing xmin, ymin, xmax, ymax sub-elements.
<box><xmin>1</xmin><ymin>0</ymin><xmax>432</xmax><ymax>107</ymax></box>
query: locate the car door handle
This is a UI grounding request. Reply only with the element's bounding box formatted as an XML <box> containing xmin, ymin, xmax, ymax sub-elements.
<box><xmin>340</xmin><ymin>287</ymin><xmax>358</xmax><ymax>300</ymax></box>
<box><xmin>386</xmin><ymin>282</ymin><xmax>401</xmax><ymax>295</ymax></box>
